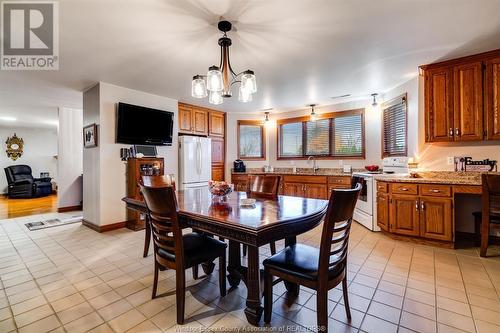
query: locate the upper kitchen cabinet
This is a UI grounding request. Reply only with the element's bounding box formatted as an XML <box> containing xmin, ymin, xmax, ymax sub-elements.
<box><xmin>421</xmin><ymin>49</ymin><xmax>500</xmax><ymax>142</ymax></box>
<box><xmin>453</xmin><ymin>61</ymin><xmax>483</xmax><ymax>141</ymax></box>
<box><xmin>485</xmin><ymin>57</ymin><xmax>500</xmax><ymax>140</ymax></box>
<box><xmin>178</xmin><ymin>102</ymin><xmax>208</xmax><ymax>136</ymax></box>
<box><xmin>209</xmin><ymin>111</ymin><xmax>225</xmax><ymax>137</ymax></box>
<box><xmin>424</xmin><ymin>67</ymin><xmax>453</xmax><ymax>142</ymax></box>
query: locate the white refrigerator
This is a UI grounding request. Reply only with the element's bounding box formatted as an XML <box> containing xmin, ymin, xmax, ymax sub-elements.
<box><xmin>179</xmin><ymin>136</ymin><xmax>212</xmax><ymax>189</ymax></box>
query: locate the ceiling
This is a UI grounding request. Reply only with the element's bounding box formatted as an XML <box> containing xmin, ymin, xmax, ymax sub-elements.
<box><xmin>1</xmin><ymin>0</ymin><xmax>500</xmax><ymax>127</ymax></box>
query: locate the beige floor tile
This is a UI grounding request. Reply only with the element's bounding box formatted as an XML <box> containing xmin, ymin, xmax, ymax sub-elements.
<box><xmin>125</xmin><ymin>320</ymin><xmax>161</xmax><ymax>333</ymax></box>
<box><xmin>150</xmin><ymin>306</ymin><xmax>178</xmax><ymax>330</ymax></box>
<box><xmin>468</xmin><ymin>293</ymin><xmax>500</xmax><ymax>313</ymax></box>
<box><xmin>89</xmin><ymin>290</ymin><xmax>122</xmax><ymax>309</ymax></box>
<box><xmin>56</xmin><ymin>301</ymin><xmax>94</xmax><ymax>324</ymax></box>
<box><xmin>403</xmin><ymin>298</ymin><xmax>436</xmax><ymax>321</ymax></box>
<box><xmin>44</xmin><ymin>285</ymin><xmax>78</xmax><ymax>302</ymax></box>
<box><xmin>399</xmin><ymin>311</ymin><xmax>436</xmax><ymax>333</ymax></box>
<box><xmin>329</xmin><ymin>303</ymin><xmax>364</xmax><ymax>328</ymax></box>
<box><xmin>437</xmin><ymin>296</ymin><xmax>471</xmax><ymax>317</ymax></box>
<box><xmin>10</xmin><ymin>294</ymin><xmax>46</xmax><ymax>316</ymax></box>
<box><xmin>80</xmin><ymin>283</ymin><xmax>112</xmax><ymax>300</ymax></box>
<box><xmin>108</xmin><ymin>309</ymin><xmax>147</xmax><ymax>332</ymax></box>
<box><xmin>63</xmin><ymin>312</ymin><xmax>104</xmax><ymax>333</ymax></box>
<box><xmin>51</xmin><ymin>292</ymin><xmax>85</xmax><ymax>312</ymax></box>
<box><xmin>18</xmin><ymin>314</ymin><xmax>60</xmax><ymax>333</ymax></box>
<box><xmin>437</xmin><ymin>308</ymin><xmax>475</xmax><ymax>333</ymax></box>
<box><xmin>437</xmin><ymin>323</ymin><xmax>471</xmax><ymax>333</ymax></box>
<box><xmin>471</xmin><ymin>305</ymin><xmax>500</xmax><ymax>326</ymax></box>
<box><xmin>405</xmin><ymin>288</ymin><xmax>436</xmax><ymax>306</ymax></box>
<box><xmin>87</xmin><ymin>323</ymin><xmax>115</xmax><ymax>333</ymax></box>
<box><xmin>367</xmin><ymin>301</ymin><xmax>400</xmax><ymax>324</ymax></box>
<box><xmin>360</xmin><ymin>314</ymin><xmax>398</xmax><ymax>333</ymax></box>
<box><xmin>0</xmin><ymin>318</ymin><xmax>16</xmax><ymax>333</ymax></box>
<box><xmin>475</xmin><ymin>319</ymin><xmax>500</xmax><ymax>333</ymax></box>
<box><xmin>98</xmin><ymin>299</ymin><xmax>133</xmax><ymax>322</ymax></box>
<box><xmin>14</xmin><ymin>304</ymin><xmax>53</xmax><ymax>328</ymax></box>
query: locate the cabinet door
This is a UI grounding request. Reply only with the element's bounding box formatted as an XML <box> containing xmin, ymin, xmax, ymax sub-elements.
<box><xmin>211</xmin><ymin>166</ymin><xmax>224</xmax><ymax>182</ymax></box>
<box><xmin>304</xmin><ymin>184</ymin><xmax>328</xmax><ymax>199</ymax></box>
<box><xmin>234</xmin><ymin>181</ymin><xmax>248</xmax><ymax>192</ymax></box>
<box><xmin>377</xmin><ymin>194</ymin><xmax>389</xmax><ymax>231</ymax></box>
<box><xmin>283</xmin><ymin>183</ymin><xmax>304</xmax><ymax>197</ymax></box>
<box><xmin>485</xmin><ymin>57</ymin><xmax>500</xmax><ymax>140</ymax></box>
<box><xmin>211</xmin><ymin>137</ymin><xmax>224</xmax><ymax>164</ymax></box>
<box><xmin>425</xmin><ymin>67</ymin><xmax>454</xmax><ymax>142</ymax></box>
<box><xmin>419</xmin><ymin>197</ymin><xmax>453</xmax><ymax>241</ymax></box>
<box><xmin>390</xmin><ymin>195</ymin><xmax>420</xmax><ymax>236</ymax></box>
<box><xmin>209</xmin><ymin>112</ymin><xmax>225</xmax><ymax>137</ymax></box>
<box><xmin>453</xmin><ymin>62</ymin><xmax>484</xmax><ymax>141</ymax></box>
<box><xmin>193</xmin><ymin>108</ymin><xmax>208</xmax><ymax>135</ymax></box>
<box><xmin>178</xmin><ymin>104</ymin><xmax>193</xmax><ymax>133</ymax></box>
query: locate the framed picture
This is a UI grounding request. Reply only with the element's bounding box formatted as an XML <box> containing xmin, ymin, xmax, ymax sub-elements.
<box><xmin>83</xmin><ymin>123</ymin><xmax>98</xmax><ymax>148</ymax></box>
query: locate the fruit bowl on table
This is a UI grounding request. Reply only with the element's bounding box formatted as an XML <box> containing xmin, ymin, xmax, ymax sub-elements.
<box><xmin>208</xmin><ymin>181</ymin><xmax>233</xmax><ymax>198</ymax></box>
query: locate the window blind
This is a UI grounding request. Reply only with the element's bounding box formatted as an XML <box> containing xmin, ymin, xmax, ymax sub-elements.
<box><xmin>332</xmin><ymin>114</ymin><xmax>363</xmax><ymax>157</ymax></box>
<box><xmin>382</xmin><ymin>95</ymin><xmax>407</xmax><ymax>157</ymax></box>
<box><xmin>305</xmin><ymin>119</ymin><xmax>330</xmax><ymax>156</ymax></box>
<box><xmin>239</xmin><ymin>124</ymin><xmax>262</xmax><ymax>158</ymax></box>
<box><xmin>280</xmin><ymin>122</ymin><xmax>303</xmax><ymax>156</ymax></box>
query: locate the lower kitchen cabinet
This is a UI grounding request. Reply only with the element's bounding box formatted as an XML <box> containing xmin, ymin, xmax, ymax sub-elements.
<box><xmin>283</xmin><ymin>182</ymin><xmax>304</xmax><ymax>197</ymax></box>
<box><xmin>419</xmin><ymin>197</ymin><xmax>453</xmax><ymax>241</ymax></box>
<box><xmin>376</xmin><ymin>193</ymin><xmax>390</xmax><ymax>231</ymax></box>
<box><xmin>304</xmin><ymin>183</ymin><xmax>328</xmax><ymax>199</ymax></box>
<box><xmin>390</xmin><ymin>194</ymin><xmax>421</xmax><ymax>237</ymax></box>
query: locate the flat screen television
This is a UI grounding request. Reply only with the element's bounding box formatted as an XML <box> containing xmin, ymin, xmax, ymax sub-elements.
<box><xmin>116</xmin><ymin>102</ymin><xmax>174</xmax><ymax>146</ymax></box>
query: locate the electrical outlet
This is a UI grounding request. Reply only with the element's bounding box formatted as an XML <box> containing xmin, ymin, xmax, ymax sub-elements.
<box><xmin>447</xmin><ymin>157</ymin><xmax>454</xmax><ymax>165</ymax></box>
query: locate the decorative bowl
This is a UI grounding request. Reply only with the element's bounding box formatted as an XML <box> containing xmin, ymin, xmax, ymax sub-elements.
<box><xmin>364</xmin><ymin>165</ymin><xmax>380</xmax><ymax>172</ymax></box>
<box><xmin>208</xmin><ymin>181</ymin><xmax>233</xmax><ymax>198</ymax></box>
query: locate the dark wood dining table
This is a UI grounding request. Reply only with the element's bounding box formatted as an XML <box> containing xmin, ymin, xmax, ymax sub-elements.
<box><xmin>123</xmin><ymin>188</ymin><xmax>328</xmax><ymax>325</ymax></box>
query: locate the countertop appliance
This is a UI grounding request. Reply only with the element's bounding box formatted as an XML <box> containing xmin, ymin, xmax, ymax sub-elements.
<box><xmin>233</xmin><ymin>159</ymin><xmax>246</xmax><ymax>173</ymax></box>
<box><xmin>179</xmin><ymin>136</ymin><xmax>212</xmax><ymax>189</ymax></box>
<box><xmin>352</xmin><ymin>157</ymin><xmax>409</xmax><ymax>231</ymax></box>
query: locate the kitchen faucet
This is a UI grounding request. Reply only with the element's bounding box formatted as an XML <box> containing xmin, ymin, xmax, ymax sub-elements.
<box><xmin>307</xmin><ymin>156</ymin><xmax>319</xmax><ymax>173</ymax></box>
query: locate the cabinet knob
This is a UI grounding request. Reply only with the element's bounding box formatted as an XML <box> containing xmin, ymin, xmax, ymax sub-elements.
<box><xmin>455</xmin><ymin>128</ymin><xmax>460</xmax><ymax>136</ymax></box>
<box><xmin>400</xmin><ymin>187</ymin><xmax>409</xmax><ymax>191</ymax></box>
<box><xmin>449</xmin><ymin>128</ymin><xmax>453</xmax><ymax>137</ymax></box>
<box><xmin>421</xmin><ymin>202</ymin><xmax>425</xmax><ymax>211</ymax></box>
<box><xmin>430</xmin><ymin>189</ymin><xmax>440</xmax><ymax>193</ymax></box>
<box><xmin>415</xmin><ymin>200</ymin><xmax>419</xmax><ymax>211</ymax></box>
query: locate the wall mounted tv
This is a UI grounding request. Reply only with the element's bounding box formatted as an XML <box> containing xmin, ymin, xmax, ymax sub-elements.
<box><xmin>116</xmin><ymin>102</ymin><xmax>174</xmax><ymax>146</ymax></box>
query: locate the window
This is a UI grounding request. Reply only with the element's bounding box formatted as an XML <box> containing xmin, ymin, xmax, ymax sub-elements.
<box><xmin>237</xmin><ymin>120</ymin><xmax>266</xmax><ymax>160</ymax></box>
<box><xmin>382</xmin><ymin>94</ymin><xmax>407</xmax><ymax>157</ymax></box>
<box><xmin>277</xmin><ymin>109</ymin><xmax>365</xmax><ymax>159</ymax></box>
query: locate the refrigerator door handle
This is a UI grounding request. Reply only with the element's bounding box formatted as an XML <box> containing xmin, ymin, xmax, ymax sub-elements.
<box><xmin>197</xmin><ymin>141</ymin><xmax>202</xmax><ymax>176</ymax></box>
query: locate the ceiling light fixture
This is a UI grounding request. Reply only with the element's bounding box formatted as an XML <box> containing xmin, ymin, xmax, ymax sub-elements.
<box><xmin>191</xmin><ymin>20</ymin><xmax>257</xmax><ymax>105</ymax></box>
<box><xmin>309</xmin><ymin>104</ymin><xmax>318</xmax><ymax>122</ymax></box>
<box><xmin>264</xmin><ymin>111</ymin><xmax>270</xmax><ymax>122</ymax></box>
<box><xmin>371</xmin><ymin>93</ymin><xmax>378</xmax><ymax>107</ymax></box>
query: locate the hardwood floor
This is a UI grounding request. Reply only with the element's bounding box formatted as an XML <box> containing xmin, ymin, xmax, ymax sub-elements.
<box><xmin>0</xmin><ymin>194</ymin><xmax>58</xmax><ymax>219</ymax></box>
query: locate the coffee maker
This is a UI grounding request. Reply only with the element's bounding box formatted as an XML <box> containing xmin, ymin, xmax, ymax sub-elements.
<box><xmin>233</xmin><ymin>159</ymin><xmax>246</xmax><ymax>173</ymax></box>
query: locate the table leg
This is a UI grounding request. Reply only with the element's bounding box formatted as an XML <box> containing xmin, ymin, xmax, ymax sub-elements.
<box><xmin>201</xmin><ymin>262</ymin><xmax>215</xmax><ymax>275</ymax></box>
<box><xmin>244</xmin><ymin>245</ymin><xmax>263</xmax><ymax>325</ymax></box>
<box><xmin>283</xmin><ymin>236</ymin><xmax>300</xmax><ymax>295</ymax></box>
<box><xmin>227</xmin><ymin>240</ymin><xmax>242</xmax><ymax>288</ymax></box>
<box><xmin>143</xmin><ymin>215</ymin><xmax>151</xmax><ymax>258</ymax></box>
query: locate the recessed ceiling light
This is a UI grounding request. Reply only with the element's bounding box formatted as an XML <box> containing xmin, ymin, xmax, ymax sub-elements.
<box><xmin>330</xmin><ymin>94</ymin><xmax>351</xmax><ymax>99</ymax></box>
<box><xmin>0</xmin><ymin>116</ymin><xmax>17</xmax><ymax>122</ymax></box>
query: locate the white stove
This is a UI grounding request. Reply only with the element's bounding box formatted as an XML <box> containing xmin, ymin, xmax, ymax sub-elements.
<box><xmin>352</xmin><ymin>157</ymin><xmax>409</xmax><ymax>231</ymax></box>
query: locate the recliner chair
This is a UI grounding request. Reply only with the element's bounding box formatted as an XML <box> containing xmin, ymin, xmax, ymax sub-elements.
<box><xmin>4</xmin><ymin>165</ymin><xmax>52</xmax><ymax>198</ymax></box>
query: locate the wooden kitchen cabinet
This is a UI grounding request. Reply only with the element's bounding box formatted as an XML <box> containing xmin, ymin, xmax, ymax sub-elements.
<box><xmin>422</xmin><ymin>48</ymin><xmax>500</xmax><ymax>142</ymax></box>
<box><xmin>376</xmin><ymin>193</ymin><xmax>390</xmax><ymax>231</ymax></box>
<box><xmin>485</xmin><ymin>57</ymin><xmax>500</xmax><ymax>140</ymax></box>
<box><xmin>304</xmin><ymin>183</ymin><xmax>328</xmax><ymax>199</ymax></box>
<box><xmin>209</xmin><ymin>111</ymin><xmax>225</xmax><ymax>137</ymax></box>
<box><xmin>419</xmin><ymin>197</ymin><xmax>453</xmax><ymax>241</ymax></box>
<box><xmin>211</xmin><ymin>137</ymin><xmax>225</xmax><ymax>181</ymax></box>
<box><xmin>453</xmin><ymin>61</ymin><xmax>483</xmax><ymax>141</ymax></box>
<box><xmin>424</xmin><ymin>67</ymin><xmax>454</xmax><ymax>142</ymax></box>
<box><xmin>193</xmin><ymin>109</ymin><xmax>208</xmax><ymax>135</ymax></box>
<box><xmin>390</xmin><ymin>194</ymin><xmax>420</xmax><ymax>237</ymax></box>
<box><xmin>178</xmin><ymin>102</ymin><xmax>208</xmax><ymax>136</ymax></box>
<box><xmin>178</xmin><ymin>103</ymin><xmax>193</xmax><ymax>133</ymax></box>
<box><xmin>283</xmin><ymin>182</ymin><xmax>304</xmax><ymax>197</ymax></box>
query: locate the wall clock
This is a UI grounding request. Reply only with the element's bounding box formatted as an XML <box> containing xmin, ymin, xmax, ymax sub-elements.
<box><xmin>6</xmin><ymin>133</ymin><xmax>24</xmax><ymax>161</ymax></box>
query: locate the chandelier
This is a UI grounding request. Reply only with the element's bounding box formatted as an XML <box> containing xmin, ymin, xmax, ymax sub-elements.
<box><xmin>191</xmin><ymin>20</ymin><xmax>257</xmax><ymax>105</ymax></box>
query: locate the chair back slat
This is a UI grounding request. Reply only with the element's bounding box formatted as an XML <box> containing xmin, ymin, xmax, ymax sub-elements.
<box><xmin>140</xmin><ymin>179</ymin><xmax>183</xmax><ymax>268</ymax></box>
<box><xmin>142</xmin><ymin>175</ymin><xmax>176</xmax><ymax>190</ymax></box>
<box><xmin>318</xmin><ymin>183</ymin><xmax>361</xmax><ymax>278</ymax></box>
<box><xmin>483</xmin><ymin>174</ymin><xmax>500</xmax><ymax>216</ymax></box>
<box><xmin>248</xmin><ymin>175</ymin><xmax>281</xmax><ymax>200</ymax></box>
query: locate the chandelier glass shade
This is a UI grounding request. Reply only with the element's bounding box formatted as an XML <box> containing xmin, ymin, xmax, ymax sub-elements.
<box><xmin>191</xmin><ymin>20</ymin><xmax>257</xmax><ymax>104</ymax></box>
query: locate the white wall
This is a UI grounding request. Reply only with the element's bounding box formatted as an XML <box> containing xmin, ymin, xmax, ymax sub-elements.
<box><xmin>57</xmin><ymin>107</ymin><xmax>83</xmax><ymax>209</ymax></box>
<box><xmin>0</xmin><ymin>126</ymin><xmax>58</xmax><ymax>194</ymax></box>
<box><xmin>83</xmin><ymin>82</ymin><xmax>178</xmax><ymax>227</ymax></box>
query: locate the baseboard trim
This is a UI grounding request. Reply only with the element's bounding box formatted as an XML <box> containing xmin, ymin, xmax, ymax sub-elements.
<box><xmin>455</xmin><ymin>231</ymin><xmax>500</xmax><ymax>245</ymax></box>
<box><xmin>82</xmin><ymin>220</ymin><xmax>126</xmax><ymax>232</ymax></box>
<box><xmin>58</xmin><ymin>205</ymin><xmax>82</xmax><ymax>213</ymax></box>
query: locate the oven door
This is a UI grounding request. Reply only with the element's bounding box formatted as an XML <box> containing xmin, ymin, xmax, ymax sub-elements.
<box><xmin>355</xmin><ymin>176</ymin><xmax>373</xmax><ymax>215</ymax></box>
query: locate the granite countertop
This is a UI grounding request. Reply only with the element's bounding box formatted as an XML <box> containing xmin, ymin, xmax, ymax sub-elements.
<box><xmin>232</xmin><ymin>168</ymin><xmax>359</xmax><ymax>176</ymax></box>
<box><xmin>374</xmin><ymin>171</ymin><xmax>486</xmax><ymax>186</ymax></box>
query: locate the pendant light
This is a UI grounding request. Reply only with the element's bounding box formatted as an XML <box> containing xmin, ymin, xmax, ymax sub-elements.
<box><xmin>371</xmin><ymin>93</ymin><xmax>378</xmax><ymax>107</ymax></box>
<box><xmin>191</xmin><ymin>20</ymin><xmax>257</xmax><ymax>104</ymax></box>
<box><xmin>309</xmin><ymin>104</ymin><xmax>318</xmax><ymax>122</ymax></box>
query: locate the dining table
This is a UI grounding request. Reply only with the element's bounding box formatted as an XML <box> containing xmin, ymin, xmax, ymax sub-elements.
<box><xmin>122</xmin><ymin>187</ymin><xmax>328</xmax><ymax>325</ymax></box>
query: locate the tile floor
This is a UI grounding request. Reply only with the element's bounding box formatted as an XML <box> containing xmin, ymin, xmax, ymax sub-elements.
<box><xmin>1</xmin><ymin>212</ymin><xmax>500</xmax><ymax>333</ymax></box>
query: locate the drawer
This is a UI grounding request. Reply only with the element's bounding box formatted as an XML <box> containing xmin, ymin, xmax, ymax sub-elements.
<box><xmin>327</xmin><ymin>176</ymin><xmax>351</xmax><ymax>186</ymax></box>
<box><xmin>283</xmin><ymin>175</ymin><xmax>327</xmax><ymax>184</ymax></box>
<box><xmin>231</xmin><ymin>173</ymin><xmax>249</xmax><ymax>181</ymax></box>
<box><xmin>391</xmin><ymin>183</ymin><xmax>418</xmax><ymax>195</ymax></box>
<box><xmin>329</xmin><ymin>185</ymin><xmax>350</xmax><ymax>192</ymax></box>
<box><xmin>376</xmin><ymin>182</ymin><xmax>388</xmax><ymax>193</ymax></box>
<box><xmin>420</xmin><ymin>184</ymin><xmax>452</xmax><ymax>197</ymax></box>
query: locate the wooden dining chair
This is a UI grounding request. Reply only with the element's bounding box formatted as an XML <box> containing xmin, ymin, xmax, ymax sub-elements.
<box><xmin>141</xmin><ymin>175</ymin><xmax>175</xmax><ymax>258</ymax></box>
<box><xmin>473</xmin><ymin>173</ymin><xmax>500</xmax><ymax>257</ymax></box>
<box><xmin>140</xmin><ymin>183</ymin><xmax>227</xmax><ymax>325</ymax></box>
<box><xmin>242</xmin><ymin>174</ymin><xmax>281</xmax><ymax>256</ymax></box>
<box><xmin>263</xmin><ymin>183</ymin><xmax>361</xmax><ymax>332</ymax></box>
